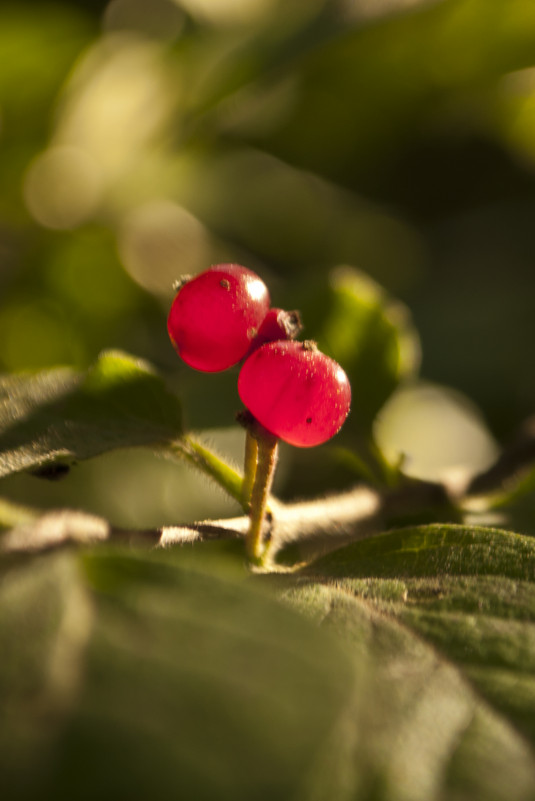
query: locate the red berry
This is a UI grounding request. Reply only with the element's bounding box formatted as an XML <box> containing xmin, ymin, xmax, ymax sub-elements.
<box><xmin>247</xmin><ymin>308</ymin><xmax>303</xmax><ymax>354</ymax></box>
<box><xmin>167</xmin><ymin>264</ymin><xmax>270</xmax><ymax>372</ymax></box>
<box><xmin>238</xmin><ymin>340</ymin><xmax>351</xmax><ymax>447</ymax></box>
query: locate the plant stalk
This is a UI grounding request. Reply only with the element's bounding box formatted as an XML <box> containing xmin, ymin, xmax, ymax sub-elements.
<box><xmin>246</xmin><ymin>434</ymin><xmax>279</xmax><ymax>564</ymax></box>
<box><xmin>241</xmin><ymin>429</ymin><xmax>258</xmax><ymax>509</ymax></box>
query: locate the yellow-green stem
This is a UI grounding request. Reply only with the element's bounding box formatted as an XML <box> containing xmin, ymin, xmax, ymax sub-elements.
<box><xmin>241</xmin><ymin>429</ymin><xmax>258</xmax><ymax>509</ymax></box>
<box><xmin>246</xmin><ymin>436</ymin><xmax>279</xmax><ymax>564</ymax></box>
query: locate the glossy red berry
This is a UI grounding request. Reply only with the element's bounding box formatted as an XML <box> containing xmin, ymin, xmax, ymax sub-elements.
<box><xmin>238</xmin><ymin>340</ymin><xmax>351</xmax><ymax>447</ymax></box>
<box><xmin>167</xmin><ymin>264</ymin><xmax>270</xmax><ymax>372</ymax></box>
<box><xmin>246</xmin><ymin>308</ymin><xmax>302</xmax><ymax>355</ymax></box>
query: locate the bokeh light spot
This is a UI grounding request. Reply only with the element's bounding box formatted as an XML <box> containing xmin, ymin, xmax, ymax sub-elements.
<box><xmin>103</xmin><ymin>0</ymin><xmax>184</xmax><ymax>39</ymax></box>
<box><xmin>54</xmin><ymin>34</ymin><xmax>175</xmax><ymax>189</ymax></box>
<box><xmin>172</xmin><ymin>0</ymin><xmax>276</xmax><ymax>26</ymax></box>
<box><xmin>23</xmin><ymin>146</ymin><xmax>103</xmax><ymax>230</ymax></box>
<box><xmin>374</xmin><ymin>381</ymin><xmax>499</xmax><ymax>483</ymax></box>
<box><xmin>118</xmin><ymin>200</ymin><xmax>213</xmax><ymax>296</ymax></box>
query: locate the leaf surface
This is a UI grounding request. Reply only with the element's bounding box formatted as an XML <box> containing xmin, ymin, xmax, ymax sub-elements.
<box><xmin>2</xmin><ymin>523</ymin><xmax>535</xmax><ymax>800</ymax></box>
<box><xmin>0</xmin><ymin>350</ymin><xmax>183</xmax><ymax>478</ymax></box>
<box><xmin>278</xmin><ymin>523</ymin><xmax>535</xmax><ymax>799</ymax></box>
<box><xmin>299</xmin><ymin>266</ymin><xmax>420</xmax><ymax>441</ymax></box>
<box><xmin>0</xmin><ymin>545</ymin><xmax>353</xmax><ymax>801</ymax></box>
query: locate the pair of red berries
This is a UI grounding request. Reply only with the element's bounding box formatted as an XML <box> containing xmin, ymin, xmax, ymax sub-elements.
<box><xmin>167</xmin><ymin>264</ymin><xmax>351</xmax><ymax>447</ymax></box>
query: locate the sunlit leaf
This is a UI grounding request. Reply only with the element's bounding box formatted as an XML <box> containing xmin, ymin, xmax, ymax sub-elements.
<box><xmin>0</xmin><ymin>350</ymin><xmax>183</xmax><ymax>478</ymax></box>
<box><xmin>277</xmin><ymin>523</ymin><xmax>535</xmax><ymax>799</ymax></box>
<box><xmin>303</xmin><ymin>523</ymin><xmax>534</xmax><ymax>580</ymax></box>
<box><xmin>310</xmin><ymin>266</ymin><xmax>421</xmax><ymax>433</ymax></box>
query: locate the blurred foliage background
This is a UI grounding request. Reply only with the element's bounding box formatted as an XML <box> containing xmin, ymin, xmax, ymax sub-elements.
<box><xmin>2</xmin><ymin>0</ymin><xmax>535</xmax><ymax>526</ymax></box>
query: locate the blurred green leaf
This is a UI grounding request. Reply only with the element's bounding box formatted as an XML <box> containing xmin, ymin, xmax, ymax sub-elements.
<box><xmin>0</xmin><ymin>549</ymin><xmax>94</xmax><ymax>796</ymax></box>
<box><xmin>0</xmin><ymin>5</ymin><xmax>92</xmax><ymax>118</ymax></box>
<box><xmin>0</xmin><ymin>495</ymin><xmax>38</xmax><ymax>530</ymax></box>
<box><xmin>272</xmin><ymin>267</ymin><xmax>421</xmax><ymax>497</ymax></box>
<box><xmin>0</xmin><ymin>3</ymin><xmax>94</xmax><ymax>221</ymax></box>
<box><xmin>175</xmin><ymin>0</ymin><xmax>450</xmax><ymax>135</ymax></box>
<box><xmin>0</xmin><ymin>350</ymin><xmax>183</xmax><ymax>478</ymax></box>
<box><xmin>179</xmin><ymin>149</ymin><xmax>422</xmax><ymax>287</ymax></box>
<box><xmin>254</xmin><ymin>0</ymin><xmax>535</xmax><ymax>191</ymax></box>
<box><xmin>0</xmin><ymin>545</ymin><xmax>353</xmax><ymax>801</ymax></box>
<box><xmin>310</xmin><ymin>266</ymin><xmax>421</xmax><ymax>434</ymax></box>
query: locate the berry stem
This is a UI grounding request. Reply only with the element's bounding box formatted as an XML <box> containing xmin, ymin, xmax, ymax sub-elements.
<box><xmin>241</xmin><ymin>429</ymin><xmax>258</xmax><ymax>508</ymax></box>
<box><xmin>246</xmin><ymin>433</ymin><xmax>279</xmax><ymax>564</ymax></box>
<box><xmin>171</xmin><ymin>437</ymin><xmax>245</xmax><ymax>508</ymax></box>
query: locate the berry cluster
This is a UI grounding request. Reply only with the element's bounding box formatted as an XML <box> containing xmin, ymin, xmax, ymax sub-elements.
<box><xmin>168</xmin><ymin>263</ymin><xmax>351</xmax><ymax>448</ymax></box>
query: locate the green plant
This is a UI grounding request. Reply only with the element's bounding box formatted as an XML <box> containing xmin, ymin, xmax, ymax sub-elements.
<box><xmin>3</xmin><ymin>1</ymin><xmax>535</xmax><ymax>797</ymax></box>
<box><xmin>1</xmin><ymin>268</ymin><xmax>535</xmax><ymax>800</ymax></box>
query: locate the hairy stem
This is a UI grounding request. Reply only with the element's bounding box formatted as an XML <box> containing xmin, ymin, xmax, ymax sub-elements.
<box><xmin>7</xmin><ymin>418</ymin><xmax>535</xmax><ymax>566</ymax></box>
<box><xmin>168</xmin><ymin>436</ymin><xmax>246</xmax><ymax>510</ymax></box>
<box><xmin>241</xmin><ymin>430</ymin><xmax>258</xmax><ymax>509</ymax></box>
<box><xmin>247</xmin><ymin>435</ymin><xmax>279</xmax><ymax>564</ymax></box>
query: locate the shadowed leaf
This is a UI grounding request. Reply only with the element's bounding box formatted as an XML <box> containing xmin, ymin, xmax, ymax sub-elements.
<box><xmin>0</xmin><ymin>350</ymin><xmax>183</xmax><ymax>479</ymax></box>
<box><xmin>314</xmin><ymin>266</ymin><xmax>420</xmax><ymax>433</ymax></box>
<box><xmin>0</xmin><ymin>546</ymin><xmax>353</xmax><ymax>801</ymax></box>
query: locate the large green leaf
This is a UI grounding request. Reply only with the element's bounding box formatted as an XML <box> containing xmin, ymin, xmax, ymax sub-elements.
<box><xmin>278</xmin><ymin>266</ymin><xmax>420</xmax><ymax>496</ymax></box>
<box><xmin>2</xmin><ymin>523</ymin><xmax>535</xmax><ymax>800</ymax></box>
<box><xmin>0</xmin><ymin>545</ymin><xmax>353</xmax><ymax>801</ymax></box>
<box><xmin>277</xmin><ymin>523</ymin><xmax>535</xmax><ymax>799</ymax></box>
<box><xmin>0</xmin><ymin>350</ymin><xmax>183</xmax><ymax>478</ymax></box>
<box><xmin>303</xmin><ymin>266</ymin><xmax>420</xmax><ymax>435</ymax></box>
<box><xmin>252</xmin><ymin>0</ymin><xmax>535</xmax><ymax>190</ymax></box>
<box><xmin>302</xmin><ymin>523</ymin><xmax>534</xmax><ymax>581</ymax></box>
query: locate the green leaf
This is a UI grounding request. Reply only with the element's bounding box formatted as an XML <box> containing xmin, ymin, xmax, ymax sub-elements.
<box><xmin>277</xmin><ymin>523</ymin><xmax>535</xmax><ymax>799</ymax></box>
<box><xmin>0</xmin><ymin>551</ymin><xmax>94</xmax><ymax>795</ymax></box>
<box><xmin>3</xmin><ymin>524</ymin><xmax>535</xmax><ymax>800</ymax></box>
<box><xmin>309</xmin><ymin>266</ymin><xmax>420</xmax><ymax>433</ymax></box>
<box><xmin>279</xmin><ymin>266</ymin><xmax>420</xmax><ymax>496</ymax></box>
<box><xmin>173</xmin><ymin>436</ymin><xmax>245</xmax><ymax>506</ymax></box>
<box><xmin>0</xmin><ymin>350</ymin><xmax>183</xmax><ymax>478</ymax></box>
<box><xmin>0</xmin><ymin>546</ymin><xmax>354</xmax><ymax>801</ymax></box>
<box><xmin>302</xmin><ymin>523</ymin><xmax>535</xmax><ymax>581</ymax></box>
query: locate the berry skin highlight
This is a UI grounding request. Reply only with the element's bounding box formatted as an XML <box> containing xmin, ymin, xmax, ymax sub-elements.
<box><xmin>238</xmin><ymin>340</ymin><xmax>351</xmax><ymax>447</ymax></box>
<box><xmin>167</xmin><ymin>264</ymin><xmax>270</xmax><ymax>372</ymax></box>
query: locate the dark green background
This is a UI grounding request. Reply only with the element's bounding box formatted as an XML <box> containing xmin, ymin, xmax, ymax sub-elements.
<box><xmin>1</xmin><ymin>0</ymin><xmax>534</xmax><ymax>520</ymax></box>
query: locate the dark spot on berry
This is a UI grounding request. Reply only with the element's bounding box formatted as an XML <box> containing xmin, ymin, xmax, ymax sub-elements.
<box><xmin>306</xmin><ymin>417</ymin><xmax>312</xmax><ymax>424</ymax></box>
<box><xmin>220</xmin><ymin>279</ymin><xmax>231</xmax><ymax>290</ymax></box>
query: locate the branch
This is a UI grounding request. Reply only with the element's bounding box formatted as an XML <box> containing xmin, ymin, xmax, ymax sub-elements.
<box><xmin>0</xmin><ymin>488</ymin><xmax>381</xmax><ymax>560</ymax></box>
<box><xmin>0</xmin><ymin>483</ymin><xmax>426</xmax><ymax>562</ymax></box>
<box><xmin>2</xmin><ymin>419</ymin><xmax>535</xmax><ymax>563</ymax></box>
